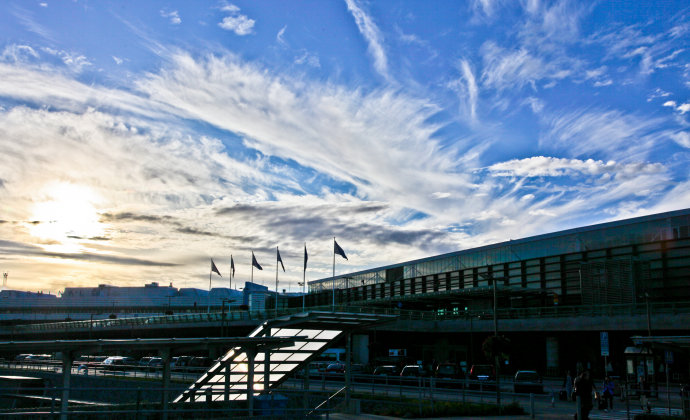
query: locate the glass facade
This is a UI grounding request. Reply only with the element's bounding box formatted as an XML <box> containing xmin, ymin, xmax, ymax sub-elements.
<box><xmin>307</xmin><ymin>209</ymin><xmax>690</xmax><ymax>307</ymax></box>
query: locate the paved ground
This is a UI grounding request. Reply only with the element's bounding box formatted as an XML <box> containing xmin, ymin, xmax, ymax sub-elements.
<box><xmin>331</xmin><ymin>405</ymin><xmax>685</xmax><ymax>419</ymax></box>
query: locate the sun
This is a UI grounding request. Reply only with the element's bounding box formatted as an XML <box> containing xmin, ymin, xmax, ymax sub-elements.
<box><xmin>29</xmin><ymin>182</ymin><xmax>105</xmax><ymax>251</ymax></box>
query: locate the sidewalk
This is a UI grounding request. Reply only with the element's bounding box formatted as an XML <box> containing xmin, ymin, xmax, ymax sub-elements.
<box><xmin>331</xmin><ymin>414</ymin><xmax>573</xmax><ymax>420</ymax></box>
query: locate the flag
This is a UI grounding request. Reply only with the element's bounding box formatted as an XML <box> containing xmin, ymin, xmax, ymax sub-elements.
<box><xmin>304</xmin><ymin>244</ymin><xmax>308</xmax><ymax>271</ymax></box>
<box><xmin>230</xmin><ymin>255</ymin><xmax>235</xmax><ymax>277</ymax></box>
<box><xmin>277</xmin><ymin>248</ymin><xmax>285</xmax><ymax>272</ymax></box>
<box><xmin>211</xmin><ymin>259</ymin><xmax>222</xmax><ymax>276</ymax></box>
<box><xmin>334</xmin><ymin>240</ymin><xmax>348</xmax><ymax>260</ymax></box>
<box><xmin>252</xmin><ymin>252</ymin><xmax>263</xmax><ymax>270</ymax></box>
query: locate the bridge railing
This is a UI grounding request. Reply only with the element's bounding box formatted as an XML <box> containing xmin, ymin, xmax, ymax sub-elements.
<box><xmin>7</xmin><ymin>300</ymin><xmax>690</xmax><ymax>334</ymax></box>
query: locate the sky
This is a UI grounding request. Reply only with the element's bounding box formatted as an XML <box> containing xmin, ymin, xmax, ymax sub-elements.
<box><xmin>0</xmin><ymin>1</ymin><xmax>689</xmax><ymax>295</ymax></box>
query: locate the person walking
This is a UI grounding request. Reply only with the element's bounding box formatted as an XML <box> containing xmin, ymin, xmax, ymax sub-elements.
<box><xmin>573</xmin><ymin>370</ymin><xmax>598</xmax><ymax>420</ymax></box>
<box><xmin>564</xmin><ymin>370</ymin><xmax>574</xmax><ymax>401</ymax></box>
<box><xmin>602</xmin><ymin>376</ymin><xmax>614</xmax><ymax>412</ymax></box>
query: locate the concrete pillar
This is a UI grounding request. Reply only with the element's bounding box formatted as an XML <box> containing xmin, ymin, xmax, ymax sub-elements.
<box><xmin>60</xmin><ymin>351</ymin><xmax>74</xmax><ymax>420</ymax></box>
<box><xmin>546</xmin><ymin>336</ymin><xmax>559</xmax><ymax>376</ymax></box>
<box><xmin>353</xmin><ymin>334</ymin><xmax>369</xmax><ymax>365</ymax></box>
<box><xmin>346</xmin><ymin>332</ymin><xmax>351</xmax><ymax>410</ymax></box>
<box><xmin>246</xmin><ymin>347</ymin><xmax>256</xmax><ymax>416</ymax></box>
<box><xmin>160</xmin><ymin>348</ymin><xmax>172</xmax><ymax>420</ymax></box>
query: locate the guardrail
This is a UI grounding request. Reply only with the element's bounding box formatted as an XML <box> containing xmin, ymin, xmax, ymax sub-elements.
<box><xmin>7</xmin><ymin>300</ymin><xmax>690</xmax><ymax>335</ymax></box>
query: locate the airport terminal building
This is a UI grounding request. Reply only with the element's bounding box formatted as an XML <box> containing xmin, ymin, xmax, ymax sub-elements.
<box><xmin>301</xmin><ymin>208</ymin><xmax>690</xmax><ymax>376</ymax></box>
<box><xmin>305</xmin><ymin>208</ymin><xmax>690</xmax><ymax>311</ymax></box>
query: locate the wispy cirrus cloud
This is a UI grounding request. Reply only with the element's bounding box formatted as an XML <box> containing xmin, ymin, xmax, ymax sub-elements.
<box><xmin>344</xmin><ymin>0</ymin><xmax>389</xmax><ymax>80</ymax></box>
<box><xmin>540</xmin><ymin>109</ymin><xmax>666</xmax><ymax>159</ymax></box>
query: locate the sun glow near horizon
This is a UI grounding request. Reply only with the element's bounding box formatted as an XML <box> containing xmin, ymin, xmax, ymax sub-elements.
<box><xmin>28</xmin><ymin>182</ymin><xmax>107</xmax><ymax>253</ymax></box>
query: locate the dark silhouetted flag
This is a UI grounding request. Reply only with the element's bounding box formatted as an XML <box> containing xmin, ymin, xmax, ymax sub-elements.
<box><xmin>334</xmin><ymin>240</ymin><xmax>348</xmax><ymax>260</ymax></box>
<box><xmin>277</xmin><ymin>248</ymin><xmax>285</xmax><ymax>272</ymax></box>
<box><xmin>304</xmin><ymin>244</ymin><xmax>308</xmax><ymax>271</ymax></box>
<box><xmin>211</xmin><ymin>259</ymin><xmax>222</xmax><ymax>276</ymax></box>
<box><xmin>230</xmin><ymin>256</ymin><xmax>235</xmax><ymax>277</ymax></box>
<box><xmin>252</xmin><ymin>252</ymin><xmax>263</xmax><ymax>270</ymax></box>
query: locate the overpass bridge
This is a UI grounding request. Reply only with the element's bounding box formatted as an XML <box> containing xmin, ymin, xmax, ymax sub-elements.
<box><xmin>2</xmin><ymin>301</ymin><xmax>688</xmax><ymax>378</ymax></box>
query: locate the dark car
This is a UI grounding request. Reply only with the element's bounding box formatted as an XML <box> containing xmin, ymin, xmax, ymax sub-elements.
<box><xmin>513</xmin><ymin>370</ymin><xmax>544</xmax><ymax>394</ymax></box>
<box><xmin>325</xmin><ymin>362</ymin><xmax>345</xmax><ymax>373</ymax></box>
<box><xmin>435</xmin><ymin>363</ymin><xmax>464</xmax><ymax>379</ymax></box>
<box><xmin>469</xmin><ymin>364</ymin><xmax>496</xmax><ymax>389</ymax></box>
<box><xmin>373</xmin><ymin>365</ymin><xmax>399</xmax><ymax>376</ymax></box>
<box><xmin>400</xmin><ymin>365</ymin><xmax>426</xmax><ymax>377</ymax></box>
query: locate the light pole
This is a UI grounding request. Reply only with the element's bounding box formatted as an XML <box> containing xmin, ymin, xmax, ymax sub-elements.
<box><xmin>645</xmin><ymin>292</ymin><xmax>651</xmax><ymax>336</ymax></box>
<box><xmin>493</xmin><ymin>276</ymin><xmax>501</xmax><ymax>414</ymax></box>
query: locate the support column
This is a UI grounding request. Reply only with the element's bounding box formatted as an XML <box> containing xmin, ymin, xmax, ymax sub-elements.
<box><xmin>345</xmin><ymin>332</ymin><xmax>351</xmax><ymax>411</ymax></box>
<box><xmin>160</xmin><ymin>348</ymin><xmax>172</xmax><ymax>420</ymax></box>
<box><xmin>246</xmin><ymin>347</ymin><xmax>256</xmax><ymax>416</ymax></box>
<box><xmin>264</xmin><ymin>349</ymin><xmax>270</xmax><ymax>392</ymax></box>
<box><xmin>60</xmin><ymin>351</ymin><xmax>74</xmax><ymax>420</ymax></box>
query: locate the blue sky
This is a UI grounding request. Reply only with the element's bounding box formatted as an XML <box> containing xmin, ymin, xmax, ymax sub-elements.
<box><xmin>0</xmin><ymin>0</ymin><xmax>688</xmax><ymax>293</ymax></box>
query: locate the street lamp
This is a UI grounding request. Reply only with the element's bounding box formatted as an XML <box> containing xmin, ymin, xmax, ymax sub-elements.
<box><xmin>220</xmin><ymin>299</ymin><xmax>234</xmax><ymax>337</ymax></box>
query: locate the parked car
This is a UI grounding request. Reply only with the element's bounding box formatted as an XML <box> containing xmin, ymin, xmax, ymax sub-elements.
<box><xmin>469</xmin><ymin>364</ymin><xmax>496</xmax><ymax>389</ymax></box>
<box><xmin>325</xmin><ymin>362</ymin><xmax>345</xmax><ymax>374</ymax></box>
<box><xmin>147</xmin><ymin>357</ymin><xmax>164</xmax><ymax>371</ymax></box>
<box><xmin>103</xmin><ymin>356</ymin><xmax>135</xmax><ymax>371</ymax></box>
<box><xmin>400</xmin><ymin>365</ymin><xmax>426</xmax><ymax>377</ymax></box>
<box><xmin>513</xmin><ymin>370</ymin><xmax>544</xmax><ymax>394</ymax></box>
<box><xmin>435</xmin><ymin>363</ymin><xmax>464</xmax><ymax>380</ymax></box>
<box><xmin>373</xmin><ymin>365</ymin><xmax>398</xmax><ymax>376</ymax></box>
<box><xmin>138</xmin><ymin>356</ymin><xmax>153</xmax><ymax>369</ymax></box>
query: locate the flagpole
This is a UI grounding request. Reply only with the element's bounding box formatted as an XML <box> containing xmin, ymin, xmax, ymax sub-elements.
<box><xmin>303</xmin><ymin>242</ymin><xmax>306</xmax><ymax>313</ymax></box>
<box><xmin>208</xmin><ymin>268</ymin><xmax>211</xmax><ymax>314</ymax></box>
<box><xmin>332</xmin><ymin>237</ymin><xmax>336</xmax><ymax>311</ymax></box>
<box><xmin>229</xmin><ymin>256</ymin><xmax>232</xmax><ymax>290</ymax></box>
<box><xmin>275</xmin><ymin>246</ymin><xmax>279</xmax><ymax>318</ymax></box>
<box><xmin>251</xmin><ymin>252</ymin><xmax>254</xmax><ymax>284</ymax></box>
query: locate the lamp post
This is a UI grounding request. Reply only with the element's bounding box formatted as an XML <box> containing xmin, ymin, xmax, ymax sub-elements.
<box><xmin>493</xmin><ymin>276</ymin><xmax>501</xmax><ymax>414</ymax></box>
<box><xmin>645</xmin><ymin>292</ymin><xmax>651</xmax><ymax>336</ymax></box>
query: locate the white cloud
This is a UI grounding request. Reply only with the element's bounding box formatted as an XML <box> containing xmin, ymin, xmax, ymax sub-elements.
<box><xmin>671</xmin><ymin>131</ymin><xmax>690</xmax><ymax>148</ymax></box>
<box><xmin>218</xmin><ymin>4</ymin><xmax>255</xmax><ymax>36</ymax></box>
<box><xmin>431</xmin><ymin>192</ymin><xmax>451</xmax><ymax>199</ymax></box>
<box><xmin>663</xmin><ymin>100</ymin><xmax>690</xmax><ymax>114</ymax></box>
<box><xmin>41</xmin><ymin>47</ymin><xmax>91</xmax><ymax>73</ymax></box>
<box><xmin>541</xmin><ymin>109</ymin><xmax>665</xmax><ymax>158</ymax></box>
<box><xmin>1</xmin><ymin>45</ymin><xmax>39</xmax><ymax>62</ymax></box>
<box><xmin>277</xmin><ymin>25</ymin><xmax>287</xmax><ymax>45</ymax></box>
<box><xmin>647</xmin><ymin>88</ymin><xmax>671</xmax><ymax>102</ymax></box>
<box><xmin>344</xmin><ymin>0</ymin><xmax>389</xmax><ymax>79</ymax></box>
<box><xmin>112</xmin><ymin>56</ymin><xmax>123</xmax><ymax>65</ymax></box>
<box><xmin>451</xmin><ymin>59</ymin><xmax>479</xmax><ymax>121</ymax></box>
<box><xmin>488</xmin><ymin>156</ymin><xmax>665</xmax><ymax>178</ymax></box>
<box><xmin>160</xmin><ymin>10</ymin><xmax>182</xmax><ymax>25</ymax></box>
<box><xmin>480</xmin><ymin>41</ymin><xmax>571</xmax><ymax>91</ymax></box>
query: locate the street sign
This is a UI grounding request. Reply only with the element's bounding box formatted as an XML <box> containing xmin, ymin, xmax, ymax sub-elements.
<box><xmin>600</xmin><ymin>332</ymin><xmax>609</xmax><ymax>356</ymax></box>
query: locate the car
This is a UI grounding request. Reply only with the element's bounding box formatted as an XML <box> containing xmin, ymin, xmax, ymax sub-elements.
<box><xmin>147</xmin><ymin>357</ymin><xmax>163</xmax><ymax>371</ymax></box>
<box><xmin>373</xmin><ymin>365</ymin><xmax>398</xmax><ymax>376</ymax></box>
<box><xmin>325</xmin><ymin>362</ymin><xmax>345</xmax><ymax>374</ymax></box>
<box><xmin>513</xmin><ymin>370</ymin><xmax>544</xmax><ymax>394</ymax></box>
<box><xmin>400</xmin><ymin>365</ymin><xmax>426</xmax><ymax>377</ymax></box>
<box><xmin>469</xmin><ymin>364</ymin><xmax>496</xmax><ymax>389</ymax></box>
<box><xmin>103</xmin><ymin>356</ymin><xmax>135</xmax><ymax>371</ymax></box>
<box><xmin>435</xmin><ymin>363</ymin><xmax>464</xmax><ymax>380</ymax></box>
<box><xmin>138</xmin><ymin>356</ymin><xmax>154</xmax><ymax>369</ymax></box>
